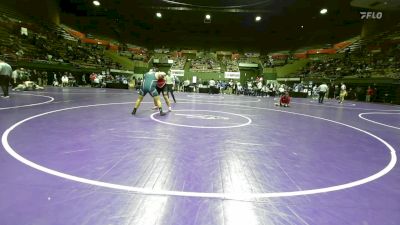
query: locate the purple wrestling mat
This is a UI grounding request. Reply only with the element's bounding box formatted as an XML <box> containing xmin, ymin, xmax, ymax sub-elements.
<box><xmin>0</xmin><ymin>87</ymin><xmax>399</xmax><ymax>225</ymax></box>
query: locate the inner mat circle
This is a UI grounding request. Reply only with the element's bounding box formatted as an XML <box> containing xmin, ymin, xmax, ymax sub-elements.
<box><xmin>150</xmin><ymin>109</ymin><xmax>252</xmax><ymax>128</ymax></box>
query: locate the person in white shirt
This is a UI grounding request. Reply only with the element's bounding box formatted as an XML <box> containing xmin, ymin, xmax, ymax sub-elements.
<box><xmin>11</xmin><ymin>69</ymin><xmax>19</xmax><ymax>87</ymax></box>
<box><xmin>278</xmin><ymin>85</ymin><xmax>285</xmax><ymax>96</ymax></box>
<box><xmin>339</xmin><ymin>82</ymin><xmax>347</xmax><ymax>104</ymax></box>
<box><xmin>312</xmin><ymin>85</ymin><xmax>318</xmax><ymax>100</ymax></box>
<box><xmin>236</xmin><ymin>82</ymin><xmax>243</xmax><ymax>95</ymax></box>
<box><xmin>256</xmin><ymin>80</ymin><xmax>263</xmax><ymax>97</ymax></box>
<box><xmin>261</xmin><ymin>84</ymin><xmax>269</xmax><ymax>97</ymax></box>
<box><xmin>227</xmin><ymin>79</ymin><xmax>234</xmax><ymax>95</ymax></box>
<box><xmin>318</xmin><ymin>82</ymin><xmax>329</xmax><ymax>103</ymax></box>
<box><xmin>165</xmin><ymin>71</ymin><xmax>176</xmax><ymax>103</ymax></box>
<box><xmin>0</xmin><ymin>59</ymin><xmax>12</xmax><ymax>98</ymax></box>
<box><xmin>61</xmin><ymin>75</ymin><xmax>69</xmax><ymax>87</ymax></box>
<box><xmin>208</xmin><ymin>78</ymin><xmax>216</xmax><ymax>94</ymax></box>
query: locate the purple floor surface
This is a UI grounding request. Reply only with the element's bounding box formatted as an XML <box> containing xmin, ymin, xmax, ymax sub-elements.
<box><xmin>0</xmin><ymin>87</ymin><xmax>399</xmax><ymax>225</ymax></box>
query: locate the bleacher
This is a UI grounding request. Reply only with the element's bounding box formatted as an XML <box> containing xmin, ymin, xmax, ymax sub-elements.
<box><xmin>170</xmin><ymin>57</ymin><xmax>187</xmax><ymax>70</ymax></box>
<box><xmin>190</xmin><ymin>55</ymin><xmax>221</xmax><ymax>73</ymax></box>
<box><xmin>0</xmin><ymin>1</ymin><xmax>124</xmax><ymax>70</ymax></box>
<box><xmin>222</xmin><ymin>59</ymin><xmax>239</xmax><ymax>72</ymax></box>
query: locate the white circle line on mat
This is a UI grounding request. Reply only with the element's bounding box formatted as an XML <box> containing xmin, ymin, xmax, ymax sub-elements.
<box><xmin>291</xmin><ymin>101</ymin><xmax>400</xmax><ymax>112</ymax></box>
<box><xmin>0</xmin><ymin>94</ymin><xmax>54</xmax><ymax>110</ymax></box>
<box><xmin>359</xmin><ymin>112</ymin><xmax>400</xmax><ymax>130</ymax></box>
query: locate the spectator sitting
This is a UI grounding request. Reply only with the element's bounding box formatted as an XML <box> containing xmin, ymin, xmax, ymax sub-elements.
<box><xmin>183</xmin><ymin>79</ymin><xmax>190</xmax><ymax>92</ymax></box>
<box><xmin>68</xmin><ymin>73</ymin><xmax>76</xmax><ymax>86</ymax></box>
<box><xmin>89</xmin><ymin>73</ymin><xmax>97</xmax><ymax>87</ymax></box>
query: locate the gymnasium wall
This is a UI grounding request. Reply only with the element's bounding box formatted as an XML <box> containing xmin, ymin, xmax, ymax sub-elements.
<box><xmin>182</xmin><ymin>71</ymin><xmax>225</xmax><ymax>84</ymax></box>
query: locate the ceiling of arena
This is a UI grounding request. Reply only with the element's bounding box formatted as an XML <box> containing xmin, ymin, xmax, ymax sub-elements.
<box><xmin>351</xmin><ymin>0</ymin><xmax>400</xmax><ymax>10</ymax></box>
<box><xmin>57</xmin><ymin>0</ymin><xmax>399</xmax><ymax>51</ymax></box>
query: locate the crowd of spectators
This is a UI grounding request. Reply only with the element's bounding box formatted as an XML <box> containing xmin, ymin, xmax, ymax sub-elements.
<box><xmin>0</xmin><ymin>14</ymin><xmax>121</xmax><ymax>70</ymax></box>
<box><xmin>8</xmin><ymin>65</ymin><xmax>139</xmax><ymax>91</ymax></box>
<box><xmin>221</xmin><ymin>58</ymin><xmax>239</xmax><ymax>72</ymax></box>
<box><xmin>188</xmin><ymin>76</ymin><xmax>290</xmax><ymax>98</ymax></box>
<box><xmin>301</xmin><ymin>45</ymin><xmax>400</xmax><ymax>79</ymax></box>
<box><xmin>190</xmin><ymin>56</ymin><xmax>221</xmax><ymax>72</ymax></box>
<box><xmin>170</xmin><ymin>57</ymin><xmax>186</xmax><ymax>70</ymax></box>
<box><xmin>238</xmin><ymin>57</ymin><xmax>260</xmax><ymax>64</ymax></box>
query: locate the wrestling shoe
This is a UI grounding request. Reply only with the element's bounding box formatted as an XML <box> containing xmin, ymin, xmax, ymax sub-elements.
<box><xmin>168</xmin><ymin>107</ymin><xmax>172</xmax><ymax>112</ymax></box>
<box><xmin>131</xmin><ymin>108</ymin><xmax>137</xmax><ymax>115</ymax></box>
<box><xmin>159</xmin><ymin>112</ymin><xmax>167</xmax><ymax>116</ymax></box>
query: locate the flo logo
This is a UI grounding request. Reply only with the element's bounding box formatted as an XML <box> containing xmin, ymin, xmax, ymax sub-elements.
<box><xmin>175</xmin><ymin>114</ymin><xmax>230</xmax><ymax>120</ymax></box>
<box><xmin>360</xmin><ymin>12</ymin><xmax>383</xmax><ymax>19</ymax></box>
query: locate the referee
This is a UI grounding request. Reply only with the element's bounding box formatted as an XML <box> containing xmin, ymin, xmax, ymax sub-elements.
<box><xmin>165</xmin><ymin>71</ymin><xmax>176</xmax><ymax>103</ymax></box>
<box><xmin>318</xmin><ymin>82</ymin><xmax>329</xmax><ymax>103</ymax></box>
<box><xmin>0</xmin><ymin>59</ymin><xmax>12</xmax><ymax>98</ymax></box>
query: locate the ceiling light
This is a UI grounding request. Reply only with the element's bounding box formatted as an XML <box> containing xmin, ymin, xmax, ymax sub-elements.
<box><xmin>93</xmin><ymin>0</ymin><xmax>100</xmax><ymax>6</ymax></box>
<box><xmin>320</xmin><ymin>8</ymin><xmax>328</xmax><ymax>14</ymax></box>
<box><xmin>255</xmin><ymin>16</ymin><xmax>262</xmax><ymax>22</ymax></box>
<box><xmin>205</xmin><ymin>14</ymin><xmax>211</xmax><ymax>20</ymax></box>
<box><xmin>156</xmin><ymin>12</ymin><xmax>162</xmax><ymax>18</ymax></box>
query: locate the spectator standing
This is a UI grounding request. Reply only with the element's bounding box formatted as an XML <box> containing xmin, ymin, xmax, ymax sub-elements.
<box><xmin>339</xmin><ymin>82</ymin><xmax>347</xmax><ymax>104</ymax></box>
<box><xmin>227</xmin><ymin>79</ymin><xmax>234</xmax><ymax>95</ymax></box>
<box><xmin>82</xmin><ymin>74</ymin><xmax>87</xmax><ymax>86</ymax></box>
<box><xmin>31</xmin><ymin>70</ymin><xmax>38</xmax><ymax>83</ymax></box>
<box><xmin>312</xmin><ymin>85</ymin><xmax>318</xmax><ymax>100</ymax></box>
<box><xmin>42</xmin><ymin>71</ymin><xmax>48</xmax><ymax>86</ymax></box>
<box><xmin>68</xmin><ymin>73</ymin><xmax>75</xmax><ymax>87</ymax></box>
<box><xmin>89</xmin><ymin>73</ymin><xmax>97</xmax><ymax>86</ymax></box>
<box><xmin>174</xmin><ymin>75</ymin><xmax>180</xmax><ymax>92</ymax></box>
<box><xmin>366</xmin><ymin>86</ymin><xmax>374</xmax><ymax>102</ymax></box>
<box><xmin>61</xmin><ymin>74</ymin><xmax>69</xmax><ymax>87</ymax></box>
<box><xmin>37</xmin><ymin>71</ymin><xmax>43</xmax><ymax>86</ymax></box>
<box><xmin>0</xmin><ymin>59</ymin><xmax>13</xmax><ymax>98</ymax></box>
<box><xmin>334</xmin><ymin>85</ymin><xmax>340</xmax><ymax>100</ymax></box>
<box><xmin>372</xmin><ymin>86</ymin><xmax>378</xmax><ymax>102</ymax></box>
<box><xmin>11</xmin><ymin>68</ymin><xmax>19</xmax><ymax>87</ymax></box>
<box><xmin>209</xmin><ymin>78</ymin><xmax>216</xmax><ymax>94</ymax></box>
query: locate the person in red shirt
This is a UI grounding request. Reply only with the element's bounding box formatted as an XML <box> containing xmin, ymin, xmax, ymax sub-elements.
<box><xmin>154</xmin><ymin>73</ymin><xmax>172</xmax><ymax>111</ymax></box>
<box><xmin>279</xmin><ymin>91</ymin><xmax>291</xmax><ymax>107</ymax></box>
<box><xmin>366</xmin><ymin>86</ymin><xmax>374</xmax><ymax>102</ymax></box>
